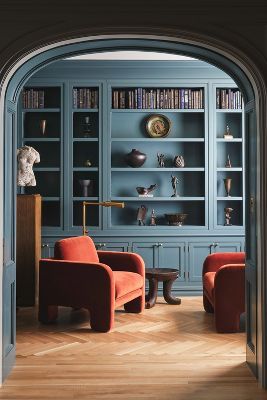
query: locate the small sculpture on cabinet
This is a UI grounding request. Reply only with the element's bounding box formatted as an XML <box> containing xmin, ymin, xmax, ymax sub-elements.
<box><xmin>157</xmin><ymin>152</ymin><xmax>165</xmax><ymax>168</ymax></box>
<box><xmin>224</xmin><ymin>125</ymin><xmax>233</xmax><ymax>140</ymax></box>
<box><xmin>223</xmin><ymin>178</ymin><xmax>232</xmax><ymax>197</ymax></box>
<box><xmin>171</xmin><ymin>175</ymin><xmax>179</xmax><ymax>197</ymax></box>
<box><xmin>137</xmin><ymin>205</ymin><xmax>147</xmax><ymax>226</ymax></box>
<box><xmin>17</xmin><ymin>145</ymin><xmax>40</xmax><ymax>186</ymax></box>
<box><xmin>84</xmin><ymin>159</ymin><xmax>92</xmax><ymax>167</ymax></box>
<box><xmin>40</xmin><ymin>119</ymin><xmax>46</xmax><ymax>136</ymax></box>
<box><xmin>173</xmin><ymin>155</ymin><xmax>185</xmax><ymax>168</ymax></box>
<box><xmin>150</xmin><ymin>209</ymin><xmax>157</xmax><ymax>226</ymax></box>
<box><xmin>224</xmin><ymin>207</ymin><xmax>234</xmax><ymax>226</ymax></box>
<box><xmin>83</xmin><ymin>116</ymin><xmax>92</xmax><ymax>137</ymax></box>
<box><xmin>225</xmin><ymin>154</ymin><xmax>232</xmax><ymax>168</ymax></box>
<box><xmin>136</xmin><ymin>184</ymin><xmax>157</xmax><ymax>197</ymax></box>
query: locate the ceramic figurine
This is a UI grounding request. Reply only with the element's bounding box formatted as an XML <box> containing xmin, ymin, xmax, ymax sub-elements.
<box><xmin>150</xmin><ymin>209</ymin><xmax>156</xmax><ymax>226</ymax></box>
<box><xmin>171</xmin><ymin>175</ymin><xmax>179</xmax><ymax>197</ymax></box>
<box><xmin>137</xmin><ymin>205</ymin><xmax>147</xmax><ymax>226</ymax></box>
<box><xmin>225</xmin><ymin>154</ymin><xmax>232</xmax><ymax>168</ymax></box>
<box><xmin>224</xmin><ymin>207</ymin><xmax>234</xmax><ymax>226</ymax></box>
<box><xmin>84</xmin><ymin>159</ymin><xmax>92</xmax><ymax>167</ymax></box>
<box><xmin>83</xmin><ymin>116</ymin><xmax>92</xmax><ymax>137</ymax></box>
<box><xmin>173</xmin><ymin>155</ymin><xmax>185</xmax><ymax>168</ymax></box>
<box><xmin>136</xmin><ymin>184</ymin><xmax>157</xmax><ymax>197</ymax></box>
<box><xmin>157</xmin><ymin>152</ymin><xmax>165</xmax><ymax>168</ymax></box>
<box><xmin>17</xmin><ymin>145</ymin><xmax>40</xmax><ymax>186</ymax></box>
<box><xmin>224</xmin><ymin>125</ymin><xmax>233</xmax><ymax>140</ymax></box>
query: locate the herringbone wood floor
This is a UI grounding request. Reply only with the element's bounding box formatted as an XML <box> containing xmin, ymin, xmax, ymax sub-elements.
<box><xmin>1</xmin><ymin>297</ymin><xmax>267</xmax><ymax>399</ymax></box>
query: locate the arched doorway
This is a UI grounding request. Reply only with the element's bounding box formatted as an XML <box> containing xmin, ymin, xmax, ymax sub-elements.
<box><xmin>1</xmin><ymin>35</ymin><xmax>264</xmax><ymax>386</ymax></box>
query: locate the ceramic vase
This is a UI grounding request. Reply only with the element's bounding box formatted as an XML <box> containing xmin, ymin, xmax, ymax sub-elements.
<box><xmin>125</xmin><ymin>149</ymin><xmax>147</xmax><ymax>168</ymax></box>
<box><xmin>174</xmin><ymin>155</ymin><xmax>185</xmax><ymax>168</ymax></box>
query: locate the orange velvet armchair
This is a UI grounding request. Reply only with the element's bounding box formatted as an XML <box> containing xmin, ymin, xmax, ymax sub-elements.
<box><xmin>202</xmin><ymin>252</ymin><xmax>245</xmax><ymax>333</ymax></box>
<box><xmin>38</xmin><ymin>236</ymin><xmax>145</xmax><ymax>332</ymax></box>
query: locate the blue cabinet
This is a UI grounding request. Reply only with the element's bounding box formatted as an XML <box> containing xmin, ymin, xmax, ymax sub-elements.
<box><xmin>21</xmin><ymin>61</ymin><xmax>245</xmax><ymax>294</ymax></box>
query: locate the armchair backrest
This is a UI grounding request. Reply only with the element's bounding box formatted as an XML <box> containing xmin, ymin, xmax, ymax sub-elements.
<box><xmin>54</xmin><ymin>236</ymin><xmax>99</xmax><ymax>263</ymax></box>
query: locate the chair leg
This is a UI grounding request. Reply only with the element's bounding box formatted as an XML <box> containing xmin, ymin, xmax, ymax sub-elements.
<box><xmin>38</xmin><ymin>304</ymin><xmax>58</xmax><ymax>323</ymax></box>
<box><xmin>90</xmin><ymin>306</ymin><xmax>114</xmax><ymax>332</ymax></box>
<box><xmin>124</xmin><ymin>295</ymin><xmax>144</xmax><ymax>313</ymax></box>
<box><xmin>203</xmin><ymin>294</ymin><xmax>214</xmax><ymax>313</ymax></box>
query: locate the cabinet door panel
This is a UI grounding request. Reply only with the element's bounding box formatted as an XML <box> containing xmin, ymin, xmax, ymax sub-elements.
<box><xmin>159</xmin><ymin>243</ymin><xmax>185</xmax><ymax>283</ymax></box>
<box><xmin>215</xmin><ymin>242</ymin><xmax>243</xmax><ymax>253</ymax></box>
<box><xmin>188</xmin><ymin>243</ymin><xmax>213</xmax><ymax>282</ymax></box>
<box><xmin>41</xmin><ymin>242</ymin><xmax>55</xmax><ymax>258</ymax></box>
<box><xmin>95</xmin><ymin>242</ymin><xmax>128</xmax><ymax>252</ymax></box>
<box><xmin>132</xmin><ymin>243</ymin><xmax>158</xmax><ymax>268</ymax></box>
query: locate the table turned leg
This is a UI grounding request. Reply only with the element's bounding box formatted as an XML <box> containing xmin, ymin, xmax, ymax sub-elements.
<box><xmin>145</xmin><ymin>277</ymin><xmax>158</xmax><ymax>309</ymax></box>
<box><xmin>163</xmin><ymin>278</ymin><xmax>181</xmax><ymax>305</ymax></box>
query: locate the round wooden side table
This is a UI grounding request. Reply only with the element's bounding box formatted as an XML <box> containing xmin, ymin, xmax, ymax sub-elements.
<box><xmin>145</xmin><ymin>268</ymin><xmax>181</xmax><ymax>309</ymax></box>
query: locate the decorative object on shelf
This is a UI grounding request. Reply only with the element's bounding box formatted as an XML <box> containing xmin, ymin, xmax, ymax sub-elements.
<box><xmin>136</xmin><ymin>184</ymin><xmax>157</xmax><ymax>197</ymax></box>
<box><xmin>124</xmin><ymin>148</ymin><xmax>147</xmax><ymax>168</ymax></box>
<box><xmin>17</xmin><ymin>145</ymin><xmax>40</xmax><ymax>186</ymax></box>
<box><xmin>171</xmin><ymin>175</ymin><xmax>179</xmax><ymax>197</ymax></box>
<box><xmin>173</xmin><ymin>155</ymin><xmax>185</xmax><ymax>168</ymax></box>
<box><xmin>137</xmin><ymin>205</ymin><xmax>147</xmax><ymax>226</ymax></box>
<box><xmin>83</xmin><ymin>116</ymin><xmax>92</xmax><ymax>137</ymax></box>
<box><xmin>84</xmin><ymin>159</ymin><xmax>92</xmax><ymax>167</ymax></box>
<box><xmin>224</xmin><ymin>207</ymin><xmax>234</xmax><ymax>226</ymax></box>
<box><xmin>157</xmin><ymin>152</ymin><xmax>165</xmax><ymax>168</ymax></box>
<box><xmin>150</xmin><ymin>209</ymin><xmax>157</xmax><ymax>226</ymax></box>
<box><xmin>225</xmin><ymin>154</ymin><xmax>232</xmax><ymax>168</ymax></box>
<box><xmin>40</xmin><ymin>119</ymin><xmax>47</xmax><ymax>136</ymax></box>
<box><xmin>79</xmin><ymin>179</ymin><xmax>93</xmax><ymax>197</ymax></box>
<box><xmin>82</xmin><ymin>201</ymin><xmax>124</xmax><ymax>235</ymax></box>
<box><xmin>165</xmin><ymin>213</ymin><xmax>188</xmax><ymax>226</ymax></box>
<box><xmin>146</xmin><ymin>114</ymin><xmax>171</xmax><ymax>138</ymax></box>
<box><xmin>224</xmin><ymin>125</ymin><xmax>233</xmax><ymax>140</ymax></box>
<box><xmin>223</xmin><ymin>178</ymin><xmax>232</xmax><ymax>197</ymax></box>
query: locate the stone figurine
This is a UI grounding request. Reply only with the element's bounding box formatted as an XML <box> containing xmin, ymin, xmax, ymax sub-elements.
<box><xmin>150</xmin><ymin>209</ymin><xmax>157</xmax><ymax>226</ymax></box>
<box><xmin>171</xmin><ymin>175</ymin><xmax>179</xmax><ymax>197</ymax></box>
<box><xmin>157</xmin><ymin>152</ymin><xmax>165</xmax><ymax>168</ymax></box>
<box><xmin>137</xmin><ymin>205</ymin><xmax>147</xmax><ymax>226</ymax></box>
<box><xmin>17</xmin><ymin>145</ymin><xmax>40</xmax><ymax>186</ymax></box>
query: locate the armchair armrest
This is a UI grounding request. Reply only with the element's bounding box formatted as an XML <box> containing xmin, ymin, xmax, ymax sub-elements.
<box><xmin>214</xmin><ymin>263</ymin><xmax>245</xmax><ymax>309</ymax></box>
<box><xmin>203</xmin><ymin>252</ymin><xmax>245</xmax><ymax>276</ymax></box>
<box><xmin>97</xmin><ymin>251</ymin><xmax>145</xmax><ymax>277</ymax></box>
<box><xmin>39</xmin><ymin>258</ymin><xmax>115</xmax><ymax>308</ymax></box>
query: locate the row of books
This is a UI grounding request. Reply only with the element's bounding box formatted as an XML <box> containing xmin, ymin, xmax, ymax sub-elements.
<box><xmin>73</xmin><ymin>88</ymin><xmax>99</xmax><ymax>109</ymax></box>
<box><xmin>112</xmin><ymin>88</ymin><xmax>204</xmax><ymax>110</ymax></box>
<box><xmin>216</xmin><ymin>89</ymin><xmax>243</xmax><ymax>109</ymax></box>
<box><xmin>22</xmin><ymin>89</ymin><xmax>45</xmax><ymax>109</ymax></box>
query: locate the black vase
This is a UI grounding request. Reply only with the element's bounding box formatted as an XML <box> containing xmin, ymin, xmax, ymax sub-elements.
<box><xmin>124</xmin><ymin>149</ymin><xmax>147</xmax><ymax>168</ymax></box>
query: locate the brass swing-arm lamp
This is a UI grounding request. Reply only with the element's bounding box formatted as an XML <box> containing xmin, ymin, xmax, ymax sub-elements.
<box><xmin>82</xmin><ymin>201</ymin><xmax>125</xmax><ymax>235</ymax></box>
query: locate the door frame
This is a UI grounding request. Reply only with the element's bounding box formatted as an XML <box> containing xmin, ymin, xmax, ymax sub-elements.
<box><xmin>0</xmin><ymin>32</ymin><xmax>266</xmax><ymax>385</ymax></box>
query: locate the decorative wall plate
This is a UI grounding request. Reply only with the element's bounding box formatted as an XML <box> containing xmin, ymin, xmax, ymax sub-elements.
<box><xmin>146</xmin><ymin>114</ymin><xmax>171</xmax><ymax>138</ymax></box>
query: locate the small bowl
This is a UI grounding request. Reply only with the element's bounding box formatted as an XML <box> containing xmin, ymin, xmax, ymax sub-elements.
<box><xmin>165</xmin><ymin>213</ymin><xmax>188</xmax><ymax>226</ymax></box>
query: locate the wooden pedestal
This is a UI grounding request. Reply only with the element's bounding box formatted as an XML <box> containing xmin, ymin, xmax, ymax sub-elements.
<box><xmin>16</xmin><ymin>194</ymin><xmax>41</xmax><ymax>306</ymax></box>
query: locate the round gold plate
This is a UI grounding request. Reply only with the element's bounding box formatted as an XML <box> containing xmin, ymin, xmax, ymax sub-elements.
<box><xmin>146</xmin><ymin>114</ymin><xmax>171</xmax><ymax>138</ymax></box>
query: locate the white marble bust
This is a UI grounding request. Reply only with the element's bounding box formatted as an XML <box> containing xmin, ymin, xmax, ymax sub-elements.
<box><xmin>17</xmin><ymin>145</ymin><xmax>40</xmax><ymax>186</ymax></box>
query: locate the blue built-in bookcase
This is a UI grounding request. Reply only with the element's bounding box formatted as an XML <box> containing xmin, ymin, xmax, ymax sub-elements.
<box><xmin>18</xmin><ymin>60</ymin><xmax>245</xmax><ymax>294</ymax></box>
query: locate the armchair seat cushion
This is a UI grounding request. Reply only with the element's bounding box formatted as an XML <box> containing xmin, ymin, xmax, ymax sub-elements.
<box><xmin>114</xmin><ymin>271</ymin><xmax>143</xmax><ymax>299</ymax></box>
<box><xmin>203</xmin><ymin>272</ymin><xmax>215</xmax><ymax>300</ymax></box>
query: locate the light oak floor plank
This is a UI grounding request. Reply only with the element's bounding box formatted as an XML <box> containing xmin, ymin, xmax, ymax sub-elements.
<box><xmin>1</xmin><ymin>297</ymin><xmax>267</xmax><ymax>399</ymax></box>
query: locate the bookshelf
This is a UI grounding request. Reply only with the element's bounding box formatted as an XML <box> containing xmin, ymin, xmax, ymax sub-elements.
<box><xmin>18</xmin><ymin>60</ymin><xmax>245</xmax><ymax>294</ymax></box>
